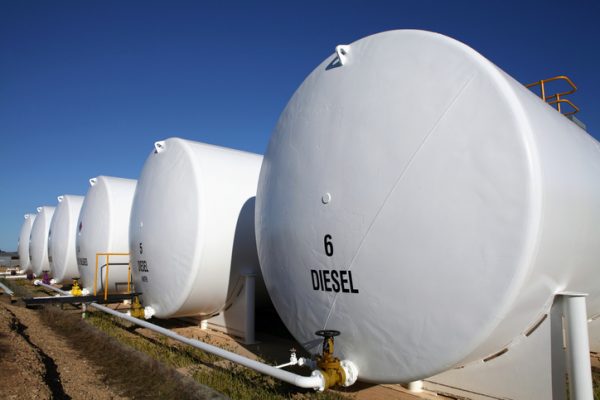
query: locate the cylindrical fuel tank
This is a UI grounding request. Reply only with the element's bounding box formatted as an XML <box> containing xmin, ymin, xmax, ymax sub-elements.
<box><xmin>48</xmin><ymin>195</ymin><xmax>84</xmax><ymax>283</ymax></box>
<box><xmin>76</xmin><ymin>176</ymin><xmax>137</xmax><ymax>293</ymax></box>
<box><xmin>129</xmin><ymin>138</ymin><xmax>263</xmax><ymax>318</ymax></box>
<box><xmin>30</xmin><ymin>206</ymin><xmax>55</xmax><ymax>277</ymax></box>
<box><xmin>256</xmin><ymin>30</ymin><xmax>600</xmax><ymax>383</ymax></box>
<box><xmin>18</xmin><ymin>214</ymin><xmax>36</xmax><ymax>273</ymax></box>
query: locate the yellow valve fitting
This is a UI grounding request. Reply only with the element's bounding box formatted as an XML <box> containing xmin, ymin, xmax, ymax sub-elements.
<box><xmin>70</xmin><ymin>279</ymin><xmax>83</xmax><ymax>296</ymax></box>
<box><xmin>315</xmin><ymin>330</ymin><xmax>346</xmax><ymax>390</ymax></box>
<box><xmin>130</xmin><ymin>296</ymin><xmax>146</xmax><ymax>319</ymax></box>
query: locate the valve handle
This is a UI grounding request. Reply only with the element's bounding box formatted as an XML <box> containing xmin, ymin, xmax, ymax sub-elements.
<box><xmin>315</xmin><ymin>330</ymin><xmax>341</xmax><ymax>338</ymax></box>
<box><xmin>315</xmin><ymin>330</ymin><xmax>341</xmax><ymax>357</ymax></box>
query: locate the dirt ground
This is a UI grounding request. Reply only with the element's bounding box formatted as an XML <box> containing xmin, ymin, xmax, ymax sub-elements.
<box><xmin>0</xmin><ymin>298</ymin><xmax>127</xmax><ymax>400</ymax></box>
<box><xmin>0</xmin><ymin>292</ymin><xmax>225</xmax><ymax>400</ymax></box>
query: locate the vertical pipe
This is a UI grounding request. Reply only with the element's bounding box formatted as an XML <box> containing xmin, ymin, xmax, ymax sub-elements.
<box><xmin>104</xmin><ymin>254</ymin><xmax>110</xmax><ymax>301</ymax></box>
<box><xmin>551</xmin><ymin>296</ymin><xmax>567</xmax><ymax>400</ymax></box>
<box><xmin>408</xmin><ymin>381</ymin><xmax>423</xmax><ymax>393</ymax></box>
<box><xmin>244</xmin><ymin>273</ymin><xmax>256</xmax><ymax>344</ymax></box>
<box><xmin>565</xmin><ymin>295</ymin><xmax>593</xmax><ymax>400</ymax></box>
<box><xmin>557</xmin><ymin>95</ymin><xmax>562</xmax><ymax>114</ymax></box>
<box><xmin>127</xmin><ymin>261</ymin><xmax>131</xmax><ymax>293</ymax></box>
<box><xmin>541</xmin><ymin>80</ymin><xmax>546</xmax><ymax>101</ymax></box>
<box><xmin>94</xmin><ymin>253</ymin><xmax>99</xmax><ymax>295</ymax></box>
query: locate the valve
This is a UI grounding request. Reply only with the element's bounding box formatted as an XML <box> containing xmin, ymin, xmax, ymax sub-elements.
<box><xmin>315</xmin><ymin>329</ymin><xmax>346</xmax><ymax>390</ymax></box>
<box><xmin>289</xmin><ymin>348</ymin><xmax>298</xmax><ymax>365</ymax></box>
<box><xmin>130</xmin><ymin>296</ymin><xmax>146</xmax><ymax>319</ymax></box>
<box><xmin>42</xmin><ymin>271</ymin><xmax>51</xmax><ymax>285</ymax></box>
<box><xmin>70</xmin><ymin>278</ymin><xmax>83</xmax><ymax>296</ymax></box>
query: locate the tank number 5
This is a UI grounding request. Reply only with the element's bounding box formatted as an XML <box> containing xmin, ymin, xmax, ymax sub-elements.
<box><xmin>324</xmin><ymin>234</ymin><xmax>333</xmax><ymax>257</ymax></box>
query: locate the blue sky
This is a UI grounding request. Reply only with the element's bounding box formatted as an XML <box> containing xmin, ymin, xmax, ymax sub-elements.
<box><xmin>1</xmin><ymin>0</ymin><xmax>599</xmax><ymax>250</ymax></box>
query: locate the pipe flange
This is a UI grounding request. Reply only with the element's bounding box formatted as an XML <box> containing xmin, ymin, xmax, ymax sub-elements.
<box><xmin>340</xmin><ymin>360</ymin><xmax>359</xmax><ymax>387</ymax></box>
<box><xmin>144</xmin><ymin>306</ymin><xmax>155</xmax><ymax>320</ymax></box>
<box><xmin>310</xmin><ymin>369</ymin><xmax>326</xmax><ymax>392</ymax></box>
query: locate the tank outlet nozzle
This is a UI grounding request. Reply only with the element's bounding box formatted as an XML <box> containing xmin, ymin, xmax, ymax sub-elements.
<box><xmin>37</xmin><ymin>206</ymin><xmax>43</xmax><ymax>213</ymax></box>
<box><xmin>144</xmin><ymin>306</ymin><xmax>156</xmax><ymax>320</ymax></box>
<box><xmin>57</xmin><ymin>195</ymin><xmax>64</xmax><ymax>202</ymax></box>
<box><xmin>335</xmin><ymin>45</ymin><xmax>351</xmax><ymax>66</ymax></box>
<box><xmin>24</xmin><ymin>214</ymin><xmax>30</xmax><ymax>219</ymax></box>
<box><xmin>89</xmin><ymin>177</ymin><xmax>98</xmax><ymax>186</ymax></box>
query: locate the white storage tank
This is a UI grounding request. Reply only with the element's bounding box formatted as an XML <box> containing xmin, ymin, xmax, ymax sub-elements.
<box><xmin>29</xmin><ymin>206</ymin><xmax>56</xmax><ymax>277</ymax></box>
<box><xmin>48</xmin><ymin>195</ymin><xmax>84</xmax><ymax>283</ymax></box>
<box><xmin>77</xmin><ymin>176</ymin><xmax>137</xmax><ymax>293</ymax></box>
<box><xmin>18</xmin><ymin>213</ymin><xmax>36</xmax><ymax>273</ymax></box>
<box><xmin>256</xmin><ymin>30</ymin><xmax>600</xmax><ymax>383</ymax></box>
<box><xmin>129</xmin><ymin>138</ymin><xmax>263</xmax><ymax>318</ymax></box>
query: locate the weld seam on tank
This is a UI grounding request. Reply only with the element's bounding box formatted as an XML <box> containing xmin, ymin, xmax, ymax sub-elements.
<box><xmin>321</xmin><ymin>72</ymin><xmax>477</xmax><ymax>330</ymax></box>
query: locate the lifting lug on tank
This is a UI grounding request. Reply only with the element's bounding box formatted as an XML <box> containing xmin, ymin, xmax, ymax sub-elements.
<box><xmin>70</xmin><ymin>278</ymin><xmax>82</xmax><ymax>296</ymax></box>
<box><xmin>315</xmin><ymin>330</ymin><xmax>348</xmax><ymax>390</ymax></box>
<box><xmin>129</xmin><ymin>296</ymin><xmax>146</xmax><ymax>319</ymax></box>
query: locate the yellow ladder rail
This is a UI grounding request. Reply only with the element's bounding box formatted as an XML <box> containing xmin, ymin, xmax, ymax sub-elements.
<box><xmin>526</xmin><ymin>75</ymin><xmax>580</xmax><ymax>116</ymax></box>
<box><xmin>93</xmin><ymin>252</ymin><xmax>132</xmax><ymax>301</ymax></box>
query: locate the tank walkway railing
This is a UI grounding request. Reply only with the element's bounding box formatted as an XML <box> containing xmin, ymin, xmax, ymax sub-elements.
<box><xmin>94</xmin><ymin>252</ymin><xmax>132</xmax><ymax>301</ymax></box>
<box><xmin>526</xmin><ymin>75</ymin><xmax>580</xmax><ymax>116</ymax></box>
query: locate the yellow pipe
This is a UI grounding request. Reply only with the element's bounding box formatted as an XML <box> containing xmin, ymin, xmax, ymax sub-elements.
<box><xmin>127</xmin><ymin>262</ymin><xmax>131</xmax><ymax>293</ymax></box>
<box><xmin>104</xmin><ymin>254</ymin><xmax>110</xmax><ymax>301</ymax></box>
<box><xmin>525</xmin><ymin>75</ymin><xmax>579</xmax><ymax>115</ymax></box>
<box><xmin>94</xmin><ymin>253</ymin><xmax>99</xmax><ymax>296</ymax></box>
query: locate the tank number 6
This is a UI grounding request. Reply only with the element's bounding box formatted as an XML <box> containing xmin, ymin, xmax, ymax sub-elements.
<box><xmin>324</xmin><ymin>234</ymin><xmax>333</xmax><ymax>257</ymax></box>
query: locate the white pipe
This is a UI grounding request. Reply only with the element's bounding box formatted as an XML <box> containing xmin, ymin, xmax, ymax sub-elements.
<box><xmin>275</xmin><ymin>351</ymin><xmax>316</xmax><ymax>370</ymax></box>
<box><xmin>30</xmin><ymin>282</ymin><xmax>337</xmax><ymax>391</ymax></box>
<box><xmin>408</xmin><ymin>380</ymin><xmax>423</xmax><ymax>393</ymax></box>
<box><xmin>564</xmin><ymin>295</ymin><xmax>594</xmax><ymax>400</ymax></box>
<box><xmin>90</xmin><ymin>302</ymin><xmax>326</xmax><ymax>390</ymax></box>
<box><xmin>275</xmin><ymin>350</ymin><xmax>298</xmax><ymax>369</ymax></box>
<box><xmin>0</xmin><ymin>282</ymin><xmax>14</xmax><ymax>296</ymax></box>
<box><xmin>3</xmin><ymin>274</ymin><xmax>27</xmax><ymax>280</ymax></box>
<box><xmin>34</xmin><ymin>280</ymin><xmax>70</xmax><ymax>296</ymax></box>
<box><xmin>275</xmin><ymin>360</ymin><xmax>297</xmax><ymax>369</ymax></box>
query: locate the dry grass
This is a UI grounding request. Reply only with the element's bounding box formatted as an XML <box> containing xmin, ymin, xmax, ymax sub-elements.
<box><xmin>85</xmin><ymin>311</ymin><xmax>349</xmax><ymax>400</ymax></box>
<box><xmin>39</xmin><ymin>306</ymin><xmax>223</xmax><ymax>399</ymax></box>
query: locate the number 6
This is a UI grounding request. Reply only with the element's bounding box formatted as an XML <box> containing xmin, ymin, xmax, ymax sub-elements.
<box><xmin>324</xmin><ymin>234</ymin><xmax>333</xmax><ymax>257</ymax></box>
